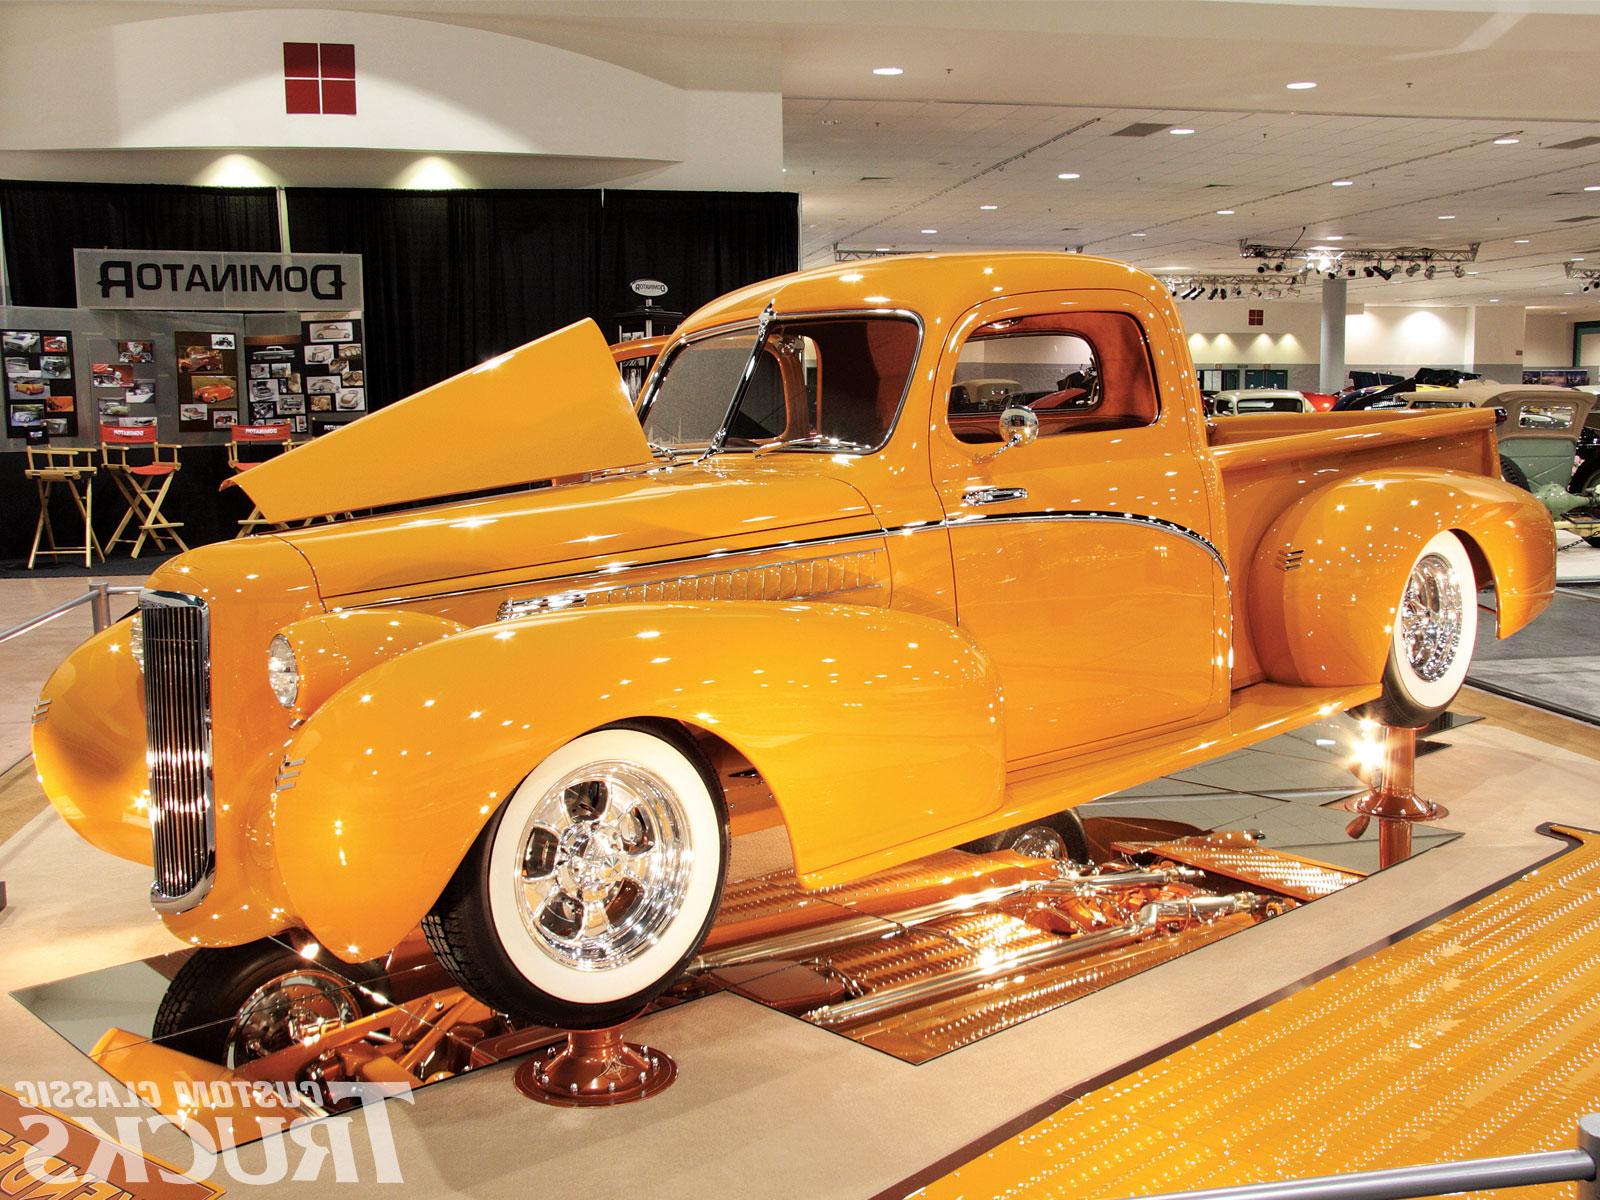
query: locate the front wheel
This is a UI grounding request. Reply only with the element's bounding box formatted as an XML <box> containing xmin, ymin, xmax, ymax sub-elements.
<box><xmin>424</xmin><ymin>724</ymin><xmax>729</xmax><ymax>1029</ymax></box>
<box><xmin>152</xmin><ymin>940</ymin><xmax>386</xmax><ymax>1067</ymax></box>
<box><xmin>1357</xmin><ymin>530</ymin><xmax>1479</xmax><ymax>728</ymax></box>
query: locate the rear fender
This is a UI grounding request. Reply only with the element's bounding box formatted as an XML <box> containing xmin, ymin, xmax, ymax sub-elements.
<box><xmin>1248</xmin><ymin>468</ymin><xmax>1555</xmax><ymax>688</ymax></box>
<box><xmin>273</xmin><ymin>602</ymin><xmax>1005</xmax><ymax>959</ymax></box>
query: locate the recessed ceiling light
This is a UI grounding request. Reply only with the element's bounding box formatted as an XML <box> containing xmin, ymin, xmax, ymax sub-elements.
<box><xmin>872</xmin><ymin>67</ymin><xmax>903</xmax><ymax>76</ymax></box>
<box><xmin>1286</xmin><ymin>81</ymin><xmax>1317</xmax><ymax>90</ymax></box>
<box><xmin>1331</xmin><ymin>180</ymin><xmax>1354</xmax><ymax>187</ymax></box>
<box><xmin>1490</xmin><ymin>298</ymin><xmax>1500</xmax><ymax>302</ymax></box>
<box><xmin>1586</xmin><ymin>186</ymin><xmax>1600</xmax><ymax>192</ymax></box>
<box><xmin>979</xmin><ymin>204</ymin><xmax>998</xmax><ymax>211</ymax></box>
<box><xmin>1514</xmin><ymin>238</ymin><xmax>1530</xmax><ymax>244</ymax></box>
<box><xmin>1438</xmin><ymin>214</ymin><xmax>1456</xmax><ymax>220</ymax></box>
<box><xmin>1324</xmin><ymin>235</ymin><xmax>1346</xmax><ymax>241</ymax></box>
<box><xmin>1573</xmin><ymin>257</ymin><xmax>1586</xmax><ymax>262</ymax></box>
<box><xmin>1216</xmin><ymin>209</ymin><xmax>1235</xmax><ymax>215</ymax></box>
<box><xmin>1170</xmin><ymin>128</ymin><xmax>1196</xmax><ymax>136</ymax></box>
<box><xmin>1057</xmin><ymin>172</ymin><xmax>1081</xmax><ymax>180</ymax></box>
<box><xmin>1130</xmin><ymin>232</ymin><xmax>1147</xmax><ymax>237</ymax></box>
<box><xmin>1494</xmin><ymin>137</ymin><xmax>1520</xmax><ymax>145</ymax></box>
<box><xmin>874</xmin><ymin>247</ymin><xmax>892</xmax><ymax>252</ymax></box>
<box><xmin>921</xmin><ymin>228</ymin><xmax>938</xmax><ymax>234</ymax></box>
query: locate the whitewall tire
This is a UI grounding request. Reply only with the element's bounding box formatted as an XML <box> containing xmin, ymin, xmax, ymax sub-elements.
<box><xmin>424</xmin><ymin>724</ymin><xmax>728</xmax><ymax>1028</ymax></box>
<box><xmin>1361</xmin><ymin>530</ymin><xmax>1479</xmax><ymax>727</ymax></box>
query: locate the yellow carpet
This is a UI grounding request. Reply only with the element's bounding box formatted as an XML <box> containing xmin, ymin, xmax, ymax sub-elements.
<box><xmin>917</xmin><ymin>826</ymin><xmax>1600</xmax><ymax>1200</ymax></box>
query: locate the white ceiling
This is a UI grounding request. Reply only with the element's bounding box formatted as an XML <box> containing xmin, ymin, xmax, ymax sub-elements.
<box><xmin>787</xmin><ymin>99</ymin><xmax>1600</xmax><ymax>307</ymax></box>
<box><xmin>35</xmin><ymin>0</ymin><xmax>1600</xmax><ymax>309</ymax></box>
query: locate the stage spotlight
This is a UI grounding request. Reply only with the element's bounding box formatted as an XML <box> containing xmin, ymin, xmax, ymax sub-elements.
<box><xmin>1257</xmin><ymin>264</ymin><xmax>1268</xmax><ymax>273</ymax></box>
<box><xmin>1347</xmin><ymin>268</ymin><xmax>1358</xmax><ymax>277</ymax></box>
<box><xmin>1274</xmin><ymin>261</ymin><xmax>1285</xmax><ymax>272</ymax></box>
<box><xmin>1405</xmin><ymin>263</ymin><xmax>1421</xmax><ymax>277</ymax></box>
<box><xmin>1364</xmin><ymin>266</ymin><xmax>1375</xmax><ymax>277</ymax></box>
<box><xmin>1424</xmin><ymin>265</ymin><xmax>1436</xmax><ymax>279</ymax></box>
<box><xmin>1453</xmin><ymin>266</ymin><xmax>1465</xmax><ymax>278</ymax></box>
<box><xmin>1375</xmin><ymin>265</ymin><xmax>1394</xmax><ymax>281</ymax></box>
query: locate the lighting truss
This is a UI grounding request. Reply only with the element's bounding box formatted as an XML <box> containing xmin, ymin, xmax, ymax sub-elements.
<box><xmin>832</xmin><ymin>245</ymin><xmax>919</xmax><ymax>261</ymax></box>
<box><xmin>1156</xmin><ymin>272</ymin><xmax>1307</xmax><ymax>299</ymax></box>
<box><xmin>1564</xmin><ymin>263</ymin><xmax>1600</xmax><ymax>291</ymax></box>
<box><xmin>1239</xmin><ymin>240</ymin><xmax>1481</xmax><ymax>269</ymax></box>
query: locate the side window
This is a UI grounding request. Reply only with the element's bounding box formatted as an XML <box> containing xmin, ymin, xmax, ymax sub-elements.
<box><xmin>948</xmin><ymin>311</ymin><xmax>1159</xmax><ymax>444</ymax></box>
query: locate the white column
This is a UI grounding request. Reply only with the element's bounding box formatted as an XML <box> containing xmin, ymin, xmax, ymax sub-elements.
<box><xmin>1320</xmin><ymin>275</ymin><xmax>1347</xmax><ymax>393</ymax></box>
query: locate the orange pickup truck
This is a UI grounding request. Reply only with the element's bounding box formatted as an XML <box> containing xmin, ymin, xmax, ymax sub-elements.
<box><xmin>34</xmin><ymin>252</ymin><xmax>1553</xmax><ymax>1034</ymax></box>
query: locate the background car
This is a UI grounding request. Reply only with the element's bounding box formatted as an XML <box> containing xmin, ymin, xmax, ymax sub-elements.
<box><xmin>1210</xmin><ymin>388</ymin><xmax>1312</xmax><ymax>415</ymax></box>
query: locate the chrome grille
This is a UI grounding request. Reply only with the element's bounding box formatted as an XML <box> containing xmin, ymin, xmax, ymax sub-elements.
<box><xmin>140</xmin><ymin>590</ymin><xmax>215</xmax><ymax>913</ymax></box>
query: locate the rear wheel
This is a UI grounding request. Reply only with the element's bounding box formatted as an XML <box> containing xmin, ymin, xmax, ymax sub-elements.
<box><xmin>961</xmin><ymin>809</ymin><xmax>1090</xmax><ymax>866</ymax></box>
<box><xmin>1358</xmin><ymin>530</ymin><xmax>1479</xmax><ymax>728</ymax></box>
<box><xmin>1500</xmin><ymin>455</ymin><xmax>1531</xmax><ymax>491</ymax></box>
<box><xmin>424</xmin><ymin>725</ymin><xmax>728</xmax><ymax>1029</ymax></box>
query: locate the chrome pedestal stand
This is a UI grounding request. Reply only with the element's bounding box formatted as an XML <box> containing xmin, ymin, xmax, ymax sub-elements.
<box><xmin>1343</xmin><ymin>724</ymin><xmax>1448</xmax><ymax>869</ymax></box>
<box><xmin>514</xmin><ymin>1021</ymin><xmax>676</xmax><ymax>1107</ymax></box>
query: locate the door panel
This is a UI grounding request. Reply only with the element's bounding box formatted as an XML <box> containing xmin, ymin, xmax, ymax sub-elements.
<box><xmin>931</xmin><ymin>295</ymin><xmax>1226</xmax><ymax>764</ymax></box>
<box><xmin>948</xmin><ymin>512</ymin><xmax>1220</xmax><ymax>757</ymax></box>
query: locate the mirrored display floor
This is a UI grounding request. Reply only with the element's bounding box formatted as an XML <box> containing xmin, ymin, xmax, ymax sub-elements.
<box><xmin>9</xmin><ymin>713</ymin><xmax>1459</xmax><ymax>1148</ymax></box>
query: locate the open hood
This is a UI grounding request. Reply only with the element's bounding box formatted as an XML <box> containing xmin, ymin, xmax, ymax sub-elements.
<box><xmin>228</xmin><ymin>320</ymin><xmax>652</xmax><ymax>522</ymax></box>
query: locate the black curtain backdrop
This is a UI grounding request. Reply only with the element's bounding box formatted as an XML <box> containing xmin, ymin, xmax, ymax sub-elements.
<box><xmin>285</xmin><ymin>188</ymin><xmax>604</xmax><ymax>408</ymax></box>
<box><xmin>0</xmin><ymin>180</ymin><xmax>281</xmax><ymax>308</ymax></box>
<box><xmin>0</xmin><ymin>182</ymin><xmax>798</xmax><ymax>563</ymax></box>
<box><xmin>599</xmin><ymin>190</ymin><xmax>799</xmax><ymax>325</ymax></box>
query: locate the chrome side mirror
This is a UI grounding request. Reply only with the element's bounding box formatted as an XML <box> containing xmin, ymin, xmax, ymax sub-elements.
<box><xmin>981</xmin><ymin>406</ymin><xmax>1038</xmax><ymax>461</ymax></box>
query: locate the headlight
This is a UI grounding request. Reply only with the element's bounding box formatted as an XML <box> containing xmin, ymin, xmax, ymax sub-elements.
<box><xmin>267</xmin><ymin>634</ymin><xmax>300</xmax><ymax>709</ymax></box>
<box><xmin>129</xmin><ymin>611</ymin><xmax>144</xmax><ymax>673</ymax></box>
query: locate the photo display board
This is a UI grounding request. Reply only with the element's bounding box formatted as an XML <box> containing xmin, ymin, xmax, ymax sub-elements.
<box><xmin>244</xmin><ymin>334</ymin><xmax>306</xmax><ymax>429</ymax></box>
<box><xmin>301</xmin><ymin>312</ymin><xmax>365</xmax><ymax>426</ymax></box>
<box><xmin>4</xmin><ymin>329</ymin><xmax>77</xmax><ymax>438</ymax></box>
<box><xmin>91</xmin><ymin>339</ymin><xmax>159</xmax><ymax>429</ymax></box>
<box><xmin>174</xmin><ymin>331</ymin><xmax>240</xmax><ymax>431</ymax></box>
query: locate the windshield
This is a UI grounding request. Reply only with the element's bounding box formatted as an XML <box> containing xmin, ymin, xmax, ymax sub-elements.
<box><xmin>641</xmin><ymin>315</ymin><xmax>919</xmax><ymax>455</ymax></box>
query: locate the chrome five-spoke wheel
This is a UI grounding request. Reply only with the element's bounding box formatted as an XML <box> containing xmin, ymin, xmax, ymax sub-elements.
<box><xmin>424</xmin><ymin>725</ymin><xmax>728</xmax><ymax>1029</ymax></box>
<box><xmin>1366</xmin><ymin>530</ymin><xmax>1478</xmax><ymax>727</ymax></box>
<box><xmin>514</xmin><ymin>764</ymin><xmax>691</xmax><ymax>971</ymax></box>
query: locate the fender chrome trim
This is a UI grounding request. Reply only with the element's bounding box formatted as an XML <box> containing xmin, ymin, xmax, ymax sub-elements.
<box><xmin>365</xmin><ymin>509</ymin><xmax>1226</xmax><ymax>614</ymax></box>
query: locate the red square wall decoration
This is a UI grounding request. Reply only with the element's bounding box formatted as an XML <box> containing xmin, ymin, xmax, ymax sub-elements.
<box><xmin>320</xmin><ymin>42</ymin><xmax>355</xmax><ymax>79</ymax></box>
<box><xmin>283</xmin><ymin>41</ymin><xmax>319</xmax><ymax>78</ymax></box>
<box><xmin>284</xmin><ymin>77</ymin><xmax>321</xmax><ymax>115</ymax></box>
<box><xmin>321</xmin><ymin>78</ymin><xmax>357</xmax><ymax>116</ymax></box>
<box><xmin>283</xmin><ymin>42</ymin><xmax>356</xmax><ymax>115</ymax></box>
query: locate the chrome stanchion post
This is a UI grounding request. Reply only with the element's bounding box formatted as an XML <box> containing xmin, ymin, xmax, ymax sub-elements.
<box><xmin>1577</xmin><ymin>1113</ymin><xmax>1600</xmax><ymax>1200</ymax></box>
<box><xmin>89</xmin><ymin>581</ymin><xmax>112</xmax><ymax>634</ymax></box>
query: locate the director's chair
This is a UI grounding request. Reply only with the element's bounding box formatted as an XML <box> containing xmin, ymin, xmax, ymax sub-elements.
<box><xmin>25</xmin><ymin>446</ymin><xmax>103</xmax><ymax>569</ymax></box>
<box><xmin>99</xmin><ymin>424</ymin><xmax>188</xmax><ymax>558</ymax></box>
<box><xmin>228</xmin><ymin>422</ymin><xmax>301</xmax><ymax>536</ymax></box>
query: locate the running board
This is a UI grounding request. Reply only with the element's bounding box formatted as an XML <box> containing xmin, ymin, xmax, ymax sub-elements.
<box><xmin>801</xmin><ymin>681</ymin><xmax>1380</xmax><ymax>889</ymax></box>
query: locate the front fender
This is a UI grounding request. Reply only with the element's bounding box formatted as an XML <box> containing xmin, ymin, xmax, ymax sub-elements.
<box><xmin>1249</xmin><ymin>468</ymin><xmax>1555</xmax><ymax>688</ymax></box>
<box><xmin>273</xmin><ymin>602</ymin><xmax>1005</xmax><ymax>960</ymax></box>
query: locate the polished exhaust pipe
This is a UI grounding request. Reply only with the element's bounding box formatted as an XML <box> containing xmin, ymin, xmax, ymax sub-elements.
<box><xmin>691</xmin><ymin>865</ymin><xmax>1206</xmax><ymax>973</ymax></box>
<box><xmin>805</xmin><ymin>892</ymin><xmax>1267</xmax><ymax>1029</ymax></box>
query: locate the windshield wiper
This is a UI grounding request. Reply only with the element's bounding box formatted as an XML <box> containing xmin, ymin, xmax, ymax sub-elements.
<box><xmin>647</xmin><ymin>439</ymin><xmax>680</xmax><ymax>462</ymax></box>
<box><xmin>695</xmin><ymin>300</ymin><xmax>776</xmax><ymax>464</ymax></box>
<box><xmin>752</xmin><ymin>434</ymin><xmax>875</xmax><ymax>456</ymax></box>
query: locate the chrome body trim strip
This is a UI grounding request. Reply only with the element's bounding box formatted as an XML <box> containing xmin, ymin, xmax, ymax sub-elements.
<box><xmin>498</xmin><ymin>547</ymin><xmax>889</xmax><ymax>622</ymax></box>
<box><xmin>357</xmin><ymin>509</ymin><xmax>1226</xmax><ymax>613</ymax></box>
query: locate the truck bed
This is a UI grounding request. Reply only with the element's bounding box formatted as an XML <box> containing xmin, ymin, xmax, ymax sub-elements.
<box><xmin>1207</xmin><ymin>407</ymin><xmax>1502</xmax><ymax>686</ymax></box>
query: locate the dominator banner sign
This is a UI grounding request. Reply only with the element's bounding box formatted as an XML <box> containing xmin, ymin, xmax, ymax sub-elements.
<box><xmin>75</xmin><ymin>251</ymin><xmax>363</xmax><ymax>312</ymax></box>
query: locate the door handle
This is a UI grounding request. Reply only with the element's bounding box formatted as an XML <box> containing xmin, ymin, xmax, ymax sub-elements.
<box><xmin>962</xmin><ymin>486</ymin><xmax>1029</xmax><ymax>506</ymax></box>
